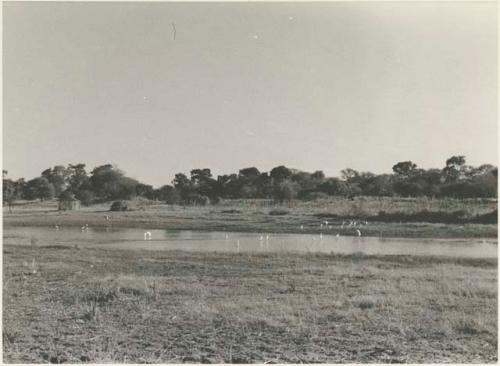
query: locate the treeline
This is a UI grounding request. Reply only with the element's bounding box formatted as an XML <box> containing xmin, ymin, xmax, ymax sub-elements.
<box><xmin>2</xmin><ymin>156</ymin><xmax>497</xmax><ymax>207</ymax></box>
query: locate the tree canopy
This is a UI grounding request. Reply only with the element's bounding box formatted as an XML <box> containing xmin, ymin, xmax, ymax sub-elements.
<box><xmin>4</xmin><ymin>156</ymin><xmax>497</xmax><ymax>206</ymax></box>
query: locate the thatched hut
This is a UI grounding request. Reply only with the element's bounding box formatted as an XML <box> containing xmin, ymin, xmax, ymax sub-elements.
<box><xmin>58</xmin><ymin>194</ymin><xmax>81</xmax><ymax>211</ymax></box>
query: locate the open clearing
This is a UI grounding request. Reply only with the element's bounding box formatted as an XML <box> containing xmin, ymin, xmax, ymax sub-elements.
<box><xmin>3</xmin><ymin>244</ymin><xmax>497</xmax><ymax>363</ymax></box>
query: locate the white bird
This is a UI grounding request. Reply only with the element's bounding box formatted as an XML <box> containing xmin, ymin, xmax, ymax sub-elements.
<box><xmin>356</xmin><ymin>229</ymin><xmax>362</xmax><ymax>237</ymax></box>
<box><xmin>300</xmin><ymin>225</ymin><xmax>304</xmax><ymax>230</ymax></box>
<box><xmin>320</xmin><ymin>223</ymin><xmax>323</xmax><ymax>228</ymax></box>
<box><xmin>144</xmin><ymin>231</ymin><xmax>152</xmax><ymax>240</ymax></box>
<box><xmin>225</xmin><ymin>234</ymin><xmax>229</xmax><ymax>240</ymax></box>
<box><xmin>260</xmin><ymin>235</ymin><xmax>264</xmax><ymax>241</ymax></box>
<box><xmin>341</xmin><ymin>221</ymin><xmax>345</xmax><ymax>229</ymax></box>
<box><xmin>81</xmin><ymin>226</ymin><xmax>85</xmax><ymax>232</ymax></box>
<box><xmin>54</xmin><ymin>225</ymin><xmax>59</xmax><ymax>230</ymax></box>
<box><xmin>252</xmin><ymin>34</ymin><xmax>259</xmax><ymax>40</ymax></box>
<box><xmin>336</xmin><ymin>233</ymin><xmax>340</xmax><ymax>237</ymax></box>
<box><xmin>266</xmin><ymin>235</ymin><xmax>269</xmax><ymax>241</ymax></box>
<box><xmin>319</xmin><ymin>233</ymin><xmax>323</xmax><ymax>240</ymax></box>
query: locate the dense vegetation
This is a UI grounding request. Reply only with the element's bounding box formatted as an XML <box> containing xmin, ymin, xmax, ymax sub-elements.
<box><xmin>2</xmin><ymin>156</ymin><xmax>497</xmax><ymax>207</ymax></box>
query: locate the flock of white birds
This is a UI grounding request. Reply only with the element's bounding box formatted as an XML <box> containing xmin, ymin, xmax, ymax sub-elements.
<box><xmin>52</xmin><ymin>216</ymin><xmax>368</xmax><ymax>249</ymax></box>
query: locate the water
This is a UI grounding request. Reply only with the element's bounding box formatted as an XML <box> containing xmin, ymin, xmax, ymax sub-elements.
<box><xmin>3</xmin><ymin>226</ymin><xmax>497</xmax><ymax>258</ymax></box>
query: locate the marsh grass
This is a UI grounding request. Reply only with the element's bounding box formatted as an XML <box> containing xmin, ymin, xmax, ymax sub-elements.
<box><xmin>4</xmin><ymin>197</ymin><xmax>497</xmax><ymax>239</ymax></box>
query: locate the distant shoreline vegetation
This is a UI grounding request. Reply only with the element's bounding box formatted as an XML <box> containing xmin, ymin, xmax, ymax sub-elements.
<box><xmin>2</xmin><ymin>156</ymin><xmax>497</xmax><ymax>207</ymax></box>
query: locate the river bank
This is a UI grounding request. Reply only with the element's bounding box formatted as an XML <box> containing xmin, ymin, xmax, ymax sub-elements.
<box><xmin>3</xmin><ymin>197</ymin><xmax>498</xmax><ymax>238</ymax></box>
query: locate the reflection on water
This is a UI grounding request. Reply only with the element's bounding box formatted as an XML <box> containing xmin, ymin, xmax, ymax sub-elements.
<box><xmin>3</xmin><ymin>226</ymin><xmax>498</xmax><ymax>258</ymax></box>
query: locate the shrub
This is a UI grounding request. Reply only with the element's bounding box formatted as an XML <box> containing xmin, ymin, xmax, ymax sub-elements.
<box><xmin>269</xmin><ymin>209</ymin><xmax>289</xmax><ymax>216</ymax></box>
<box><xmin>110</xmin><ymin>201</ymin><xmax>128</xmax><ymax>211</ymax></box>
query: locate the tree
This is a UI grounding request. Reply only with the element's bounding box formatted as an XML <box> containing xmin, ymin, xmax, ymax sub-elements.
<box><xmin>67</xmin><ymin>163</ymin><xmax>90</xmax><ymax>192</ymax></box>
<box><xmin>24</xmin><ymin>177</ymin><xmax>55</xmax><ymax>201</ymax></box>
<box><xmin>154</xmin><ymin>185</ymin><xmax>181</xmax><ymax>204</ymax></box>
<box><xmin>136</xmin><ymin>183</ymin><xmax>155</xmax><ymax>199</ymax></box>
<box><xmin>90</xmin><ymin>164</ymin><xmax>139</xmax><ymax>200</ymax></box>
<box><xmin>341</xmin><ymin>168</ymin><xmax>359</xmax><ymax>182</ymax></box>
<box><xmin>190</xmin><ymin>169</ymin><xmax>213</xmax><ymax>185</ymax></box>
<box><xmin>446</xmin><ymin>155</ymin><xmax>466</xmax><ymax>168</ymax></box>
<box><xmin>3</xmin><ymin>177</ymin><xmax>16</xmax><ymax>212</ymax></box>
<box><xmin>443</xmin><ymin>155</ymin><xmax>466</xmax><ymax>182</ymax></box>
<box><xmin>362</xmin><ymin>174</ymin><xmax>394</xmax><ymax>196</ymax></box>
<box><xmin>311</xmin><ymin>170</ymin><xmax>325</xmax><ymax>180</ymax></box>
<box><xmin>41</xmin><ymin>165</ymin><xmax>70</xmax><ymax>195</ymax></box>
<box><xmin>238</xmin><ymin>167</ymin><xmax>260</xmax><ymax>180</ymax></box>
<box><xmin>190</xmin><ymin>168</ymin><xmax>216</xmax><ymax>198</ymax></box>
<box><xmin>173</xmin><ymin>173</ymin><xmax>194</xmax><ymax>202</ymax></box>
<box><xmin>392</xmin><ymin>161</ymin><xmax>417</xmax><ymax>177</ymax></box>
<box><xmin>291</xmin><ymin>171</ymin><xmax>316</xmax><ymax>191</ymax></box>
<box><xmin>76</xmin><ymin>190</ymin><xmax>95</xmax><ymax>206</ymax></box>
<box><xmin>256</xmin><ymin>172</ymin><xmax>273</xmax><ymax>198</ymax></box>
<box><xmin>274</xmin><ymin>180</ymin><xmax>299</xmax><ymax>202</ymax></box>
<box><xmin>318</xmin><ymin>177</ymin><xmax>344</xmax><ymax>195</ymax></box>
<box><xmin>216</xmin><ymin>174</ymin><xmax>239</xmax><ymax>198</ymax></box>
<box><xmin>270</xmin><ymin>166</ymin><xmax>292</xmax><ymax>182</ymax></box>
<box><xmin>4</xmin><ymin>173</ymin><xmax>28</xmax><ymax>209</ymax></box>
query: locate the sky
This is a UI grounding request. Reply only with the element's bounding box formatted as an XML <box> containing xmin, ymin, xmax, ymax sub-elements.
<box><xmin>3</xmin><ymin>2</ymin><xmax>497</xmax><ymax>188</ymax></box>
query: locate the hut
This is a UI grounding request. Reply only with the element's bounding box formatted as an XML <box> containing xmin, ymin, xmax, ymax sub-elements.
<box><xmin>58</xmin><ymin>194</ymin><xmax>81</xmax><ymax>211</ymax></box>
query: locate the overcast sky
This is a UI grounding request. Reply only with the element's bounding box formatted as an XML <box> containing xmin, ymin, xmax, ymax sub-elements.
<box><xmin>3</xmin><ymin>2</ymin><xmax>497</xmax><ymax>187</ymax></box>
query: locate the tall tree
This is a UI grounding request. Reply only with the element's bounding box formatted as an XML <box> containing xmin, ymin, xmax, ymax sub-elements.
<box><xmin>41</xmin><ymin>165</ymin><xmax>70</xmax><ymax>195</ymax></box>
<box><xmin>90</xmin><ymin>164</ymin><xmax>138</xmax><ymax>200</ymax></box>
<box><xmin>443</xmin><ymin>155</ymin><xmax>467</xmax><ymax>182</ymax></box>
<box><xmin>24</xmin><ymin>177</ymin><xmax>55</xmax><ymax>201</ymax></box>
<box><xmin>392</xmin><ymin>161</ymin><xmax>417</xmax><ymax>177</ymax></box>
<box><xmin>270</xmin><ymin>166</ymin><xmax>292</xmax><ymax>182</ymax></box>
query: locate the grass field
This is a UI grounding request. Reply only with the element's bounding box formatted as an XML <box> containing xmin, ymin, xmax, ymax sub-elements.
<box><xmin>3</xmin><ymin>244</ymin><xmax>497</xmax><ymax>363</ymax></box>
<box><xmin>3</xmin><ymin>196</ymin><xmax>498</xmax><ymax>238</ymax></box>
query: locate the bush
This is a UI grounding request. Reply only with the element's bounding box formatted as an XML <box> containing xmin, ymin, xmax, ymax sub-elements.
<box><xmin>221</xmin><ymin>209</ymin><xmax>241</xmax><ymax>214</ymax></box>
<box><xmin>110</xmin><ymin>201</ymin><xmax>128</xmax><ymax>211</ymax></box>
<box><xmin>469</xmin><ymin>210</ymin><xmax>498</xmax><ymax>224</ymax></box>
<box><xmin>298</xmin><ymin>191</ymin><xmax>330</xmax><ymax>201</ymax></box>
<box><xmin>269</xmin><ymin>209</ymin><xmax>289</xmax><ymax>216</ymax></box>
<box><xmin>376</xmin><ymin>209</ymin><xmax>468</xmax><ymax>224</ymax></box>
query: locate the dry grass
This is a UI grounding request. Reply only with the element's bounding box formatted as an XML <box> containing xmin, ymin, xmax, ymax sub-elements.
<box><xmin>3</xmin><ymin>197</ymin><xmax>498</xmax><ymax>238</ymax></box>
<box><xmin>3</xmin><ymin>244</ymin><xmax>497</xmax><ymax>363</ymax></box>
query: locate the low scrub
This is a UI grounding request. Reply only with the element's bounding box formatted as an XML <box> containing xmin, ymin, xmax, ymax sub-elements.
<box><xmin>315</xmin><ymin>209</ymin><xmax>498</xmax><ymax>224</ymax></box>
<box><xmin>110</xmin><ymin>201</ymin><xmax>128</xmax><ymax>211</ymax></box>
<box><xmin>269</xmin><ymin>209</ymin><xmax>289</xmax><ymax>216</ymax></box>
<box><xmin>221</xmin><ymin>209</ymin><xmax>242</xmax><ymax>214</ymax></box>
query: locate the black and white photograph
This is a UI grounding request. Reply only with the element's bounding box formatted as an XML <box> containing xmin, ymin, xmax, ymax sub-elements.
<box><xmin>2</xmin><ymin>1</ymin><xmax>498</xmax><ymax>363</ymax></box>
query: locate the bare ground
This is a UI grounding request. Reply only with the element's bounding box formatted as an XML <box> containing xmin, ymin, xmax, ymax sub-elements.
<box><xmin>3</xmin><ymin>244</ymin><xmax>497</xmax><ymax>363</ymax></box>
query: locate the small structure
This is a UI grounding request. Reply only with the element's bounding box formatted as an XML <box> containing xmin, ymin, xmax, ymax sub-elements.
<box><xmin>58</xmin><ymin>194</ymin><xmax>81</xmax><ymax>211</ymax></box>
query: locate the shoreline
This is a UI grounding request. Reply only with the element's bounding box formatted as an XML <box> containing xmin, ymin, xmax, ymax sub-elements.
<box><xmin>3</xmin><ymin>197</ymin><xmax>498</xmax><ymax>239</ymax></box>
<box><xmin>4</xmin><ymin>214</ymin><xmax>498</xmax><ymax>239</ymax></box>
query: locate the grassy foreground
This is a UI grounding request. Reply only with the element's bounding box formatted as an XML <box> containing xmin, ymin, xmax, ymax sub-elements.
<box><xmin>3</xmin><ymin>244</ymin><xmax>497</xmax><ymax>363</ymax></box>
<box><xmin>3</xmin><ymin>196</ymin><xmax>498</xmax><ymax>238</ymax></box>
